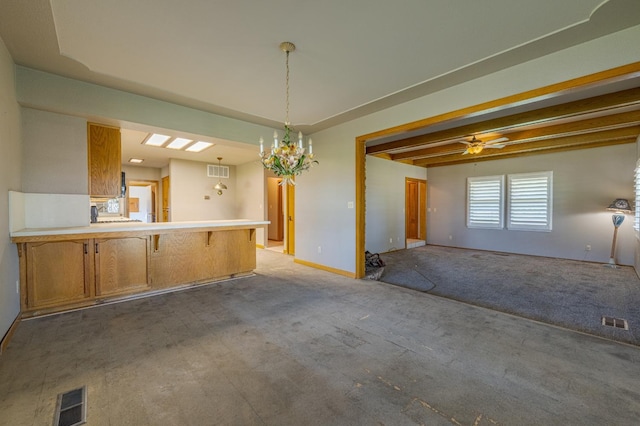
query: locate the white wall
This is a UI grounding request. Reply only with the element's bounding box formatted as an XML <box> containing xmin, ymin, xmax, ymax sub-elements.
<box><xmin>236</xmin><ymin>161</ymin><xmax>267</xmax><ymax>246</ymax></box>
<box><xmin>366</xmin><ymin>156</ymin><xmax>427</xmax><ymax>254</ymax></box>
<box><xmin>296</xmin><ymin>24</ymin><xmax>640</xmax><ymax>274</ymax></box>
<box><xmin>10</xmin><ymin>24</ymin><xmax>640</xmax><ymax>276</ymax></box>
<box><xmin>128</xmin><ymin>185</ymin><xmax>152</xmax><ymax>222</ymax></box>
<box><xmin>427</xmin><ymin>145</ymin><xmax>635</xmax><ymax>265</ymax></box>
<box><xmin>0</xmin><ymin>37</ymin><xmax>22</xmax><ymax>342</ymax></box>
<box><xmin>21</xmin><ymin>108</ymin><xmax>87</xmax><ymax>194</ymax></box>
<box><xmin>169</xmin><ymin>158</ymin><xmax>237</xmax><ymax>221</ymax></box>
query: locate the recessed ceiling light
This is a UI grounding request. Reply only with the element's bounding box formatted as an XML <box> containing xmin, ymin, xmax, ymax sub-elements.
<box><xmin>185</xmin><ymin>141</ymin><xmax>214</xmax><ymax>152</ymax></box>
<box><xmin>144</xmin><ymin>133</ymin><xmax>171</xmax><ymax>146</ymax></box>
<box><xmin>128</xmin><ymin>158</ymin><xmax>144</xmax><ymax>164</ymax></box>
<box><xmin>166</xmin><ymin>137</ymin><xmax>193</xmax><ymax>150</ymax></box>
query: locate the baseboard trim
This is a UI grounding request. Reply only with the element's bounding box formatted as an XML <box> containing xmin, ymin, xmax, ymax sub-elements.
<box><xmin>294</xmin><ymin>258</ymin><xmax>356</xmax><ymax>278</ymax></box>
<box><xmin>0</xmin><ymin>314</ymin><xmax>21</xmax><ymax>354</ymax></box>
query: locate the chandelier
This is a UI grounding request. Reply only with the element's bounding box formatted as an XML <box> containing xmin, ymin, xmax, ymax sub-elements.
<box><xmin>260</xmin><ymin>42</ymin><xmax>317</xmax><ymax>186</ymax></box>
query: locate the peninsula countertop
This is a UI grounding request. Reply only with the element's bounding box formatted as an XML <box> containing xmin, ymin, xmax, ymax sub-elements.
<box><xmin>10</xmin><ymin>219</ymin><xmax>270</xmax><ymax>242</ymax></box>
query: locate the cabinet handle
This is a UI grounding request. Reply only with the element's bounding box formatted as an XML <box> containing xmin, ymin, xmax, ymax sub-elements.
<box><xmin>95</xmin><ymin>243</ymin><xmax>99</xmax><ymax>254</ymax></box>
<box><xmin>84</xmin><ymin>243</ymin><xmax>88</xmax><ymax>254</ymax></box>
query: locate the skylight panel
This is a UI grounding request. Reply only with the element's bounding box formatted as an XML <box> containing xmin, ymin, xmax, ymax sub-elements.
<box><xmin>166</xmin><ymin>137</ymin><xmax>193</xmax><ymax>150</ymax></box>
<box><xmin>186</xmin><ymin>141</ymin><xmax>214</xmax><ymax>152</ymax></box>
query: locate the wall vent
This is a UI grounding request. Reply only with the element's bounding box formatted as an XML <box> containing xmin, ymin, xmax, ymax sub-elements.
<box><xmin>207</xmin><ymin>164</ymin><xmax>229</xmax><ymax>178</ymax></box>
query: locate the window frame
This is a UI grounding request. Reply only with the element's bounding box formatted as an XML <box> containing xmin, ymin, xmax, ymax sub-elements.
<box><xmin>506</xmin><ymin>171</ymin><xmax>553</xmax><ymax>232</ymax></box>
<box><xmin>466</xmin><ymin>175</ymin><xmax>505</xmax><ymax>229</ymax></box>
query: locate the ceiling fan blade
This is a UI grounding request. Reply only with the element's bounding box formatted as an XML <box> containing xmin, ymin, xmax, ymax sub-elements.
<box><xmin>459</xmin><ymin>141</ymin><xmax>472</xmax><ymax>146</ymax></box>
<box><xmin>484</xmin><ymin>137</ymin><xmax>509</xmax><ymax>145</ymax></box>
<box><xmin>485</xmin><ymin>144</ymin><xmax>505</xmax><ymax>149</ymax></box>
<box><xmin>462</xmin><ymin>149</ymin><xmax>470</xmax><ymax>155</ymax></box>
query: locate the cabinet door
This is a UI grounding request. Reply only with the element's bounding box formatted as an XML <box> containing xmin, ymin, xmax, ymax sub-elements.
<box><xmin>25</xmin><ymin>240</ymin><xmax>92</xmax><ymax>309</ymax></box>
<box><xmin>95</xmin><ymin>236</ymin><xmax>150</xmax><ymax>297</ymax></box>
<box><xmin>88</xmin><ymin>123</ymin><xmax>121</xmax><ymax>197</ymax></box>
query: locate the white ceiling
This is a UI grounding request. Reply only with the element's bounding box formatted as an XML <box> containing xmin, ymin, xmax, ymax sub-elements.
<box><xmin>1</xmin><ymin>0</ymin><xmax>639</xmax><ymax>167</ymax></box>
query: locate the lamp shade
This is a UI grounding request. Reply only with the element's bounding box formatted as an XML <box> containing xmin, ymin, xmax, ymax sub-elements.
<box><xmin>607</xmin><ymin>198</ymin><xmax>632</xmax><ymax>213</ymax></box>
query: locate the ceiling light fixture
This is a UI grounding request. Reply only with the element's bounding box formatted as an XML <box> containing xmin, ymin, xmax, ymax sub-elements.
<box><xmin>144</xmin><ymin>133</ymin><xmax>171</xmax><ymax>146</ymax></box>
<box><xmin>214</xmin><ymin>157</ymin><xmax>227</xmax><ymax>196</ymax></box>
<box><xmin>259</xmin><ymin>41</ymin><xmax>317</xmax><ymax>186</ymax></box>
<box><xmin>186</xmin><ymin>141</ymin><xmax>214</xmax><ymax>152</ymax></box>
<box><xmin>128</xmin><ymin>158</ymin><xmax>144</xmax><ymax>164</ymax></box>
<box><xmin>166</xmin><ymin>137</ymin><xmax>193</xmax><ymax>150</ymax></box>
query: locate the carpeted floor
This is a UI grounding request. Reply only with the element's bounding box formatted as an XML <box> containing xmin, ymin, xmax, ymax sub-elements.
<box><xmin>377</xmin><ymin>245</ymin><xmax>640</xmax><ymax>346</ymax></box>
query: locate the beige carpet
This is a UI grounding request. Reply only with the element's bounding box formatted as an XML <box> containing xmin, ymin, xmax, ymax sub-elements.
<box><xmin>378</xmin><ymin>245</ymin><xmax>640</xmax><ymax>346</ymax></box>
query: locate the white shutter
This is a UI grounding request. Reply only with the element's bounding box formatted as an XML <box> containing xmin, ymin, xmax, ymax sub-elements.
<box><xmin>634</xmin><ymin>160</ymin><xmax>640</xmax><ymax>231</ymax></box>
<box><xmin>507</xmin><ymin>171</ymin><xmax>552</xmax><ymax>231</ymax></box>
<box><xmin>467</xmin><ymin>176</ymin><xmax>504</xmax><ymax>229</ymax></box>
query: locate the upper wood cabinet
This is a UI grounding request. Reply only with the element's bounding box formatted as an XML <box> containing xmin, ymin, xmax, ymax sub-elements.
<box><xmin>88</xmin><ymin>122</ymin><xmax>121</xmax><ymax>198</ymax></box>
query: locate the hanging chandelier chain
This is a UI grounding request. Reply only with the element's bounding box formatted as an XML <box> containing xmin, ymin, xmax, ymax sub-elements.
<box><xmin>285</xmin><ymin>49</ymin><xmax>290</xmax><ymax>126</ymax></box>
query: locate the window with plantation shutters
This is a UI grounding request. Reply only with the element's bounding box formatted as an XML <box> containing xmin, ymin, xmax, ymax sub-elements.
<box><xmin>634</xmin><ymin>160</ymin><xmax>640</xmax><ymax>232</ymax></box>
<box><xmin>507</xmin><ymin>171</ymin><xmax>552</xmax><ymax>231</ymax></box>
<box><xmin>467</xmin><ymin>175</ymin><xmax>504</xmax><ymax>229</ymax></box>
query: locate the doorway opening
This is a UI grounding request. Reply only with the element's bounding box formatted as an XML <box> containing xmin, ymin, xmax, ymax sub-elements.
<box><xmin>128</xmin><ymin>180</ymin><xmax>159</xmax><ymax>223</ymax></box>
<box><xmin>267</xmin><ymin>177</ymin><xmax>284</xmax><ymax>252</ymax></box>
<box><xmin>405</xmin><ymin>178</ymin><xmax>426</xmax><ymax>249</ymax></box>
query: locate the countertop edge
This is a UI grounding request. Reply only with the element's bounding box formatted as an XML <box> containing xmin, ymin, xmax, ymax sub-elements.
<box><xmin>10</xmin><ymin>220</ymin><xmax>270</xmax><ymax>241</ymax></box>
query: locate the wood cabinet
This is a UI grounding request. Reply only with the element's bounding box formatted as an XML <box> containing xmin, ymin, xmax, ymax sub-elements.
<box><xmin>95</xmin><ymin>236</ymin><xmax>150</xmax><ymax>297</ymax></box>
<box><xmin>18</xmin><ymin>236</ymin><xmax>151</xmax><ymax>314</ymax></box>
<box><xmin>88</xmin><ymin>122</ymin><xmax>121</xmax><ymax>198</ymax></box>
<box><xmin>24</xmin><ymin>240</ymin><xmax>93</xmax><ymax>310</ymax></box>
<box><xmin>13</xmin><ymin>224</ymin><xmax>260</xmax><ymax>317</ymax></box>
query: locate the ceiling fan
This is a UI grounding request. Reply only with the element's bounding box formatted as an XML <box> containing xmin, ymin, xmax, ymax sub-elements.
<box><xmin>460</xmin><ymin>135</ymin><xmax>508</xmax><ymax>155</ymax></box>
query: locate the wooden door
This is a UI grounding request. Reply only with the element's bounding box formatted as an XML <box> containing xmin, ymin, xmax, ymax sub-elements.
<box><xmin>267</xmin><ymin>177</ymin><xmax>284</xmax><ymax>241</ymax></box>
<box><xmin>88</xmin><ymin>123</ymin><xmax>121</xmax><ymax>197</ymax></box>
<box><xmin>285</xmin><ymin>183</ymin><xmax>295</xmax><ymax>255</ymax></box>
<box><xmin>419</xmin><ymin>180</ymin><xmax>427</xmax><ymax>240</ymax></box>
<box><xmin>25</xmin><ymin>240</ymin><xmax>92</xmax><ymax>309</ymax></box>
<box><xmin>406</xmin><ymin>180</ymin><xmax>419</xmax><ymax>239</ymax></box>
<box><xmin>405</xmin><ymin>178</ymin><xmax>427</xmax><ymax>242</ymax></box>
<box><xmin>94</xmin><ymin>237</ymin><xmax>150</xmax><ymax>297</ymax></box>
<box><xmin>162</xmin><ymin>175</ymin><xmax>170</xmax><ymax>222</ymax></box>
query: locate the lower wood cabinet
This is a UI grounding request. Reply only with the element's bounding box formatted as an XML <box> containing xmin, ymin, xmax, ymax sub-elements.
<box><xmin>20</xmin><ymin>236</ymin><xmax>151</xmax><ymax>314</ymax></box>
<box><xmin>15</xmin><ymin>226</ymin><xmax>258</xmax><ymax>317</ymax></box>
<box><xmin>95</xmin><ymin>236</ymin><xmax>150</xmax><ymax>297</ymax></box>
<box><xmin>24</xmin><ymin>240</ymin><xmax>93</xmax><ymax>310</ymax></box>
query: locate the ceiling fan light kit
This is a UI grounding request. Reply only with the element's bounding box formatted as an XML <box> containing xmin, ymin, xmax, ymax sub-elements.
<box><xmin>461</xmin><ymin>135</ymin><xmax>508</xmax><ymax>155</ymax></box>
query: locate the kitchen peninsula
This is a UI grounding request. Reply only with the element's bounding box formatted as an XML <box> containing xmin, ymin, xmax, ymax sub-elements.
<box><xmin>11</xmin><ymin>219</ymin><xmax>268</xmax><ymax>317</ymax></box>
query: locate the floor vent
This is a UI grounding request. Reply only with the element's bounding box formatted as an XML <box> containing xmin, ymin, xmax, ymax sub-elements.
<box><xmin>601</xmin><ymin>316</ymin><xmax>629</xmax><ymax>330</ymax></box>
<box><xmin>54</xmin><ymin>386</ymin><xmax>87</xmax><ymax>426</ymax></box>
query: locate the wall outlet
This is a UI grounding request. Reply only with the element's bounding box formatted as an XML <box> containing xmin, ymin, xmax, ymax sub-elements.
<box><xmin>318</xmin><ymin>246</ymin><xmax>322</xmax><ymax>254</ymax></box>
<box><xmin>389</xmin><ymin>237</ymin><xmax>393</xmax><ymax>243</ymax></box>
<box><xmin>347</xmin><ymin>201</ymin><xmax>354</xmax><ymax>209</ymax></box>
<box><xmin>586</xmin><ymin>244</ymin><xmax>591</xmax><ymax>251</ymax></box>
<box><xmin>449</xmin><ymin>235</ymin><xmax>453</xmax><ymax>240</ymax></box>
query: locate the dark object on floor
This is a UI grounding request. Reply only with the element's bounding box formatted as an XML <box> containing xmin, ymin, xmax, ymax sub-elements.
<box><xmin>365</xmin><ymin>251</ymin><xmax>385</xmax><ymax>267</ymax></box>
<box><xmin>365</xmin><ymin>251</ymin><xmax>385</xmax><ymax>280</ymax></box>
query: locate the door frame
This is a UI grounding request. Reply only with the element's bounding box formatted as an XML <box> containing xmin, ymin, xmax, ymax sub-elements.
<box><xmin>285</xmin><ymin>181</ymin><xmax>295</xmax><ymax>255</ymax></box>
<box><xmin>405</xmin><ymin>177</ymin><xmax>427</xmax><ymax>245</ymax></box>
<box><xmin>128</xmin><ymin>180</ymin><xmax>159</xmax><ymax>222</ymax></box>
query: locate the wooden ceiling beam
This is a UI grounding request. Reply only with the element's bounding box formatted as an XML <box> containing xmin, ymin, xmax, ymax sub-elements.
<box><xmin>391</xmin><ymin>110</ymin><xmax>640</xmax><ymax>160</ymax></box>
<box><xmin>366</xmin><ymin>87</ymin><xmax>640</xmax><ymax>154</ymax></box>
<box><xmin>412</xmin><ymin>127</ymin><xmax>640</xmax><ymax>167</ymax></box>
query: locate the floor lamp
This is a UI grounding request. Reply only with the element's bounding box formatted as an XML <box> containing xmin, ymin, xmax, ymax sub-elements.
<box><xmin>606</xmin><ymin>198</ymin><xmax>632</xmax><ymax>268</ymax></box>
